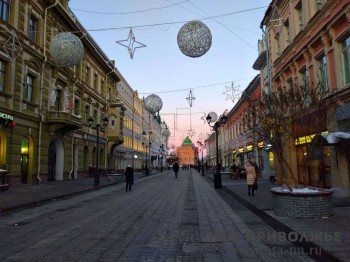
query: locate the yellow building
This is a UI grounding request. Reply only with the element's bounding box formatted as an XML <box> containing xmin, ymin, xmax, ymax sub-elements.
<box><xmin>0</xmin><ymin>0</ymin><xmax>124</xmax><ymax>186</ymax></box>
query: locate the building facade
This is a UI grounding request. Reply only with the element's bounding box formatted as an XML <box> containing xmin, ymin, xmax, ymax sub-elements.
<box><xmin>222</xmin><ymin>75</ymin><xmax>264</xmax><ymax>173</ymax></box>
<box><xmin>0</xmin><ymin>0</ymin><xmax>164</xmax><ymax>187</ymax></box>
<box><xmin>256</xmin><ymin>0</ymin><xmax>350</xmax><ymax>195</ymax></box>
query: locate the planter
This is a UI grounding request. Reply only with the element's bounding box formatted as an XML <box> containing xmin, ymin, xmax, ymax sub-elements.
<box><xmin>271</xmin><ymin>187</ymin><xmax>333</xmax><ymax>218</ymax></box>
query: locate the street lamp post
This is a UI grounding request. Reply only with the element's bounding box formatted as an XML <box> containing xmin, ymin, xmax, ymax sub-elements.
<box><xmin>142</xmin><ymin>142</ymin><xmax>151</xmax><ymax>176</ymax></box>
<box><xmin>159</xmin><ymin>144</ymin><xmax>164</xmax><ymax>172</ymax></box>
<box><xmin>197</xmin><ymin>141</ymin><xmax>205</xmax><ymax>176</ymax></box>
<box><xmin>206</xmin><ymin>113</ymin><xmax>227</xmax><ymax>189</ymax></box>
<box><xmin>88</xmin><ymin>116</ymin><xmax>109</xmax><ymax>189</ymax></box>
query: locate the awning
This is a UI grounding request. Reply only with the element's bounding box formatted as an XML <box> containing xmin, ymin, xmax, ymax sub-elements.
<box><xmin>312</xmin><ymin>132</ymin><xmax>350</xmax><ymax>145</ymax></box>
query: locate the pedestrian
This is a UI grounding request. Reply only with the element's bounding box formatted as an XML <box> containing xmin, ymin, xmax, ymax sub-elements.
<box><xmin>245</xmin><ymin>158</ymin><xmax>257</xmax><ymax>197</ymax></box>
<box><xmin>251</xmin><ymin>158</ymin><xmax>259</xmax><ymax>190</ymax></box>
<box><xmin>230</xmin><ymin>161</ymin><xmax>239</xmax><ymax>179</ymax></box>
<box><xmin>124</xmin><ymin>164</ymin><xmax>134</xmax><ymax>192</ymax></box>
<box><xmin>173</xmin><ymin>161</ymin><xmax>179</xmax><ymax>179</ymax></box>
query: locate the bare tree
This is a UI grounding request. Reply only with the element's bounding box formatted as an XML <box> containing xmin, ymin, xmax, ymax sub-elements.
<box><xmin>258</xmin><ymin>81</ymin><xmax>330</xmax><ymax>190</ymax></box>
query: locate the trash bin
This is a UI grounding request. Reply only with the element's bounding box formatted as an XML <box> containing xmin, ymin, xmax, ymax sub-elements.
<box><xmin>214</xmin><ymin>172</ymin><xmax>222</xmax><ymax>189</ymax></box>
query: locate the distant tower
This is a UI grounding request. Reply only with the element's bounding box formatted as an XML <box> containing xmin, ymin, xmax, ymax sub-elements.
<box><xmin>176</xmin><ymin>136</ymin><xmax>198</xmax><ymax>166</ymax></box>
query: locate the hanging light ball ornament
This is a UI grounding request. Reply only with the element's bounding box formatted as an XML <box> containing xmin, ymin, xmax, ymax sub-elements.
<box><xmin>177</xmin><ymin>20</ymin><xmax>212</xmax><ymax>58</ymax></box>
<box><xmin>208</xmin><ymin>112</ymin><xmax>218</xmax><ymax>123</ymax></box>
<box><xmin>162</xmin><ymin>128</ymin><xmax>171</xmax><ymax>138</ymax></box>
<box><xmin>49</xmin><ymin>32</ymin><xmax>84</xmax><ymax>67</ymax></box>
<box><xmin>144</xmin><ymin>94</ymin><xmax>163</xmax><ymax>114</ymax></box>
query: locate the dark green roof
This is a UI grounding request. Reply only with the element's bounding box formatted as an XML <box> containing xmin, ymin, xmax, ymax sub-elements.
<box><xmin>182</xmin><ymin>136</ymin><xmax>192</xmax><ymax>145</ymax></box>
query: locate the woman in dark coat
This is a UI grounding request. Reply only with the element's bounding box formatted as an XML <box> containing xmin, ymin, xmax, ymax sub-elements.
<box><xmin>173</xmin><ymin>162</ymin><xmax>179</xmax><ymax>179</ymax></box>
<box><xmin>124</xmin><ymin>164</ymin><xmax>134</xmax><ymax>192</ymax></box>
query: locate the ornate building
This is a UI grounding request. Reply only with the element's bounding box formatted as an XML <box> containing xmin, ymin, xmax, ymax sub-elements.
<box><xmin>0</xmin><ymin>0</ymin><xmax>176</xmax><ymax>189</ymax></box>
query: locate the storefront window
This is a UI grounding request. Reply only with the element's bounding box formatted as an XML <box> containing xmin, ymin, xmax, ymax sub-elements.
<box><xmin>296</xmin><ymin>145</ymin><xmax>331</xmax><ymax>187</ymax></box>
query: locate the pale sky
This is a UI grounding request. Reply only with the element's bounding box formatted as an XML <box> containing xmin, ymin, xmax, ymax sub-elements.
<box><xmin>69</xmin><ymin>0</ymin><xmax>271</xmax><ymax>149</ymax></box>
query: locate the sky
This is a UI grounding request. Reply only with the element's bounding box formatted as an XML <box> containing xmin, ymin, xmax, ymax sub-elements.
<box><xmin>69</xmin><ymin>0</ymin><xmax>271</xmax><ymax>150</ymax></box>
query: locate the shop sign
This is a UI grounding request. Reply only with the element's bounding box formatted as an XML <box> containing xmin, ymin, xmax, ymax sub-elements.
<box><xmin>84</xmin><ymin>134</ymin><xmax>107</xmax><ymax>144</ymax></box>
<box><xmin>0</xmin><ymin>112</ymin><xmax>13</xmax><ymax>121</ymax></box>
<box><xmin>246</xmin><ymin>144</ymin><xmax>253</xmax><ymax>151</ymax></box>
<box><xmin>295</xmin><ymin>131</ymin><xmax>328</xmax><ymax>145</ymax></box>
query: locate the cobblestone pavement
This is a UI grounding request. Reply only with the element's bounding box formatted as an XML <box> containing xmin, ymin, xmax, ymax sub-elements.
<box><xmin>0</xmin><ymin>169</ymin><xmax>349</xmax><ymax>261</ymax></box>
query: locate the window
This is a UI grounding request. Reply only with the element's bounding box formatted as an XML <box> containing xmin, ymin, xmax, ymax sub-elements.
<box><xmin>300</xmin><ymin>68</ymin><xmax>310</xmax><ymax>105</ymax></box>
<box><xmin>84</xmin><ymin>66</ymin><xmax>89</xmax><ymax>83</ymax></box>
<box><xmin>295</xmin><ymin>0</ymin><xmax>304</xmax><ymax>31</ymax></box>
<box><xmin>341</xmin><ymin>36</ymin><xmax>350</xmax><ymax>85</ymax></box>
<box><xmin>55</xmin><ymin>89</ymin><xmax>61</xmax><ymax>111</ymax></box>
<box><xmin>26</xmin><ymin>74</ymin><xmax>34</xmax><ymax>102</ymax></box>
<box><xmin>93</xmin><ymin>74</ymin><xmax>97</xmax><ymax>91</ymax></box>
<box><xmin>29</xmin><ymin>15</ymin><xmax>37</xmax><ymax>42</ymax></box>
<box><xmin>0</xmin><ymin>60</ymin><xmax>6</xmax><ymax>92</ymax></box>
<box><xmin>283</xmin><ymin>19</ymin><xmax>290</xmax><ymax>46</ymax></box>
<box><xmin>318</xmin><ymin>54</ymin><xmax>329</xmax><ymax>95</ymax></box>
<box><xmin>84</xmin><ymin>105</ymin><xmax>89</xmax><ymax>124</ymax></box>
<box><xmin>0</xmin><ymin>0</ymin><xmax>9</xmax><ymax>21</ymax></box>
<box><xmin>100</xmin><ymin>79</ymin><xmax>104</xmax><ymax>95</ymax></box>
<box><xmin>74</xmin><ymin>98</ymin><xmax>80</xmax><ymax>115</ymax></box>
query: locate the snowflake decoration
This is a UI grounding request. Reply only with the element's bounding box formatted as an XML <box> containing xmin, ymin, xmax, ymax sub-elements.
<box><xmin>2</xmin><ymin>33</ymin><xmax>23</xmax><ymax>61</ymax></box>
<box><xmin>187</xmin><ymin>129</ymin><xmax>196</xmax><ymax>138</ymax></box>
<box><xmin>223</xmin><ymin>82</ymin><xmax>240</xmax><ymax>103</ymax></box>
<box><xmin>116</xmin><ymin>28</ymin><xmax>146</xmax><ymax>59</ymax></box>
<box><xmin>200</xmin><ymin>113</ymin><xmax>207</xmax><ymax>124</ymax></box>
<box><xmin>186</xmin><ymin>89</ymin><xmax>195</xmax><ymax>107</ymax></box>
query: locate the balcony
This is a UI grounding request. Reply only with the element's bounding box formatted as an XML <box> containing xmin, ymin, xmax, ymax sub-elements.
<box><xmin>46</xmin><ymin>111</ymin><xmax>83</xmax><ymax>134</ymax></box>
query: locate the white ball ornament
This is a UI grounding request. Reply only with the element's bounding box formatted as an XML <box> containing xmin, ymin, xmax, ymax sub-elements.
<box><xmin>177</xmin><ymin>20</ymin><xmax>212</xmax><ymax>58</ymax></box>
<box><xmin>49</xmin><ymin>32</ymin><xmax>84</xmax><ymax>67</ymax></box>
<box><xmin>144</xmin><ymin>94</ymin><xmax>163</xmax><ymax>114</ymax></box>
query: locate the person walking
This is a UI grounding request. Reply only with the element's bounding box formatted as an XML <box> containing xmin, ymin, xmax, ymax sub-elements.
<box><xmin>245</xmin><ymin>158</ymin><xmax>257</xmax><ymax>197</ymax></box>
<box><xmin>173</xmin><ymin>161</ymin><xmax>179</xmax><ymax>179</ymax></box>
<box><xmin>251</xmin><ymin>158</ymin><xmax>259</xmax><ymax>190</ymax></box>
<box><xmin>124</xmin><ymin>164</ymin><xmax>134</xmax><ymax>192</ymax></box>
<box><xmin>230</xmin><ymin>161</ymin><xmax>239</xmax><ymax>179</ymax></box>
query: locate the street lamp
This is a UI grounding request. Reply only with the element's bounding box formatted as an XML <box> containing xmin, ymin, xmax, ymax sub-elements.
<box><xmin>88</xmin><ymin>115</ymin><xmax>109</xmax><ymax>188</ymax></box>
<box><xmin>197</xmin><ymin>141</ymin><xmax>205</xmax><ymax>176</ymax></box>
<box><xmin>142</xmin><ymin>142</ymin><xmax>151</xmax><ymax>176</ymax></box>
<box><xmin>159</xmin><ymin>144</ymin><xmax>165</xmax><ymax>172</ymax></box>
<box><xmin>206</xmin><ymin>112</ymin><xmax>227</xmax><ymax>189</ymax></box>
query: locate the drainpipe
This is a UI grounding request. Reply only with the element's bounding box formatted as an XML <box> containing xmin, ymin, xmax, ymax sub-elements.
<box><xmin>70</xmin><ymin>78</ymin><xmax>79</xmax><ymax>179</ymax></box>
<box><xmin>104</xmin><ymin>65</ymin><xmax>115</xmax><ymax>170</ymax></box>
<box><xmin>36</xmin><ymin>0</ymin><xmax>59</xmax><ymax>184</ymax></box>
<box><xmin>260</xmin><ymin>24</ymin><xmax>272</xmax><ymax>95</ymax></box>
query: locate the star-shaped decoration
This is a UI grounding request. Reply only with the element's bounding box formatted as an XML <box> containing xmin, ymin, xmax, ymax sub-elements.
<box><xmin>187</xmin><ymin>129</ymin><xmax>196</xmax><ymax>138</ymax></box>
<box><xmin>186</xmin><ymin>89</ymin><xmax>195</xmax><ymax>107</ymax></box>
<box><xmin>223</xmin><ymin>82</ymin><xmax>240</xmax><ymax>103</ymax></box>
<box><xmin>116</xmin><ymin>28</ymin><xmax>146</xmax><ymax>59</ymax></box>
<box><xmin>2</xmin><ymin>33</ymin><xmax>23</xmax><ymax>61</ymax></box>
<box><xmin>200</xmin><ymin>113</ymin><xmax>207</xmax><ymax>124</ymax></box>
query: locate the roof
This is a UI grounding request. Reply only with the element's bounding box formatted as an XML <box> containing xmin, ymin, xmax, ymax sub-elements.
<box><xmin>182</xmin><ymin>136</ymin><xmax>193</xmax><ymax>146</ymax></box>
